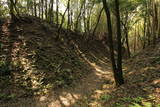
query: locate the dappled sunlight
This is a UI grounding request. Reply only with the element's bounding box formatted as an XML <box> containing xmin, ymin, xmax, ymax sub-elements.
<box><xmin>0</xmin><ymin>17</ymin><xmax>115</xmax><ymax>107</ymax></box>
<box><xmin>72</xmin><ymin>40</ymin><xmax>111</xmax><ymax>74</ymax></box>
<box><xmin>56</xmin><ymin>93</ymin><xmax>79</xmax><ymax>106</ymax></box>
<box><xmin>152</xmin><ymin>79</ymin><xmax>160</xmax><ymax>85</ymax></box>
<box><xmin>0</xmin><ymin>0</ymin><xmax>160</xmax><ymax>104</ymax></box>
<box><xmin>40</xmin><ymin>46</ymin><xmax>114</xmax><ymax>107</ymax></box>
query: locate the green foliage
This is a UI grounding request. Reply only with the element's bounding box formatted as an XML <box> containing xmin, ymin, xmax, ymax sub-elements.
<box><xmin>0</xmin><ymin>93</ymin><xmax>16</xmax><ymax>100</ymax></box>
<box><xmin>129</xmin><ymin>103</ymin><xmax>142</xmax><ymax>107</ymax></box>
<box><xmin>156</xmin><ymin>104</ymin><xmax>160</xmax><ymax>107</ymax></box>
<box><xmin>120</xmin><ymin>96</ymin><xmax>143</xmax><ymax>104</ymax></box>
<box><xmin>34</xmin><ymin>48</ymin><xmax>85</xmax><ymax>88</ymax></box>
<box><xmin>114</xmin><ymin>100</ymin><xmax>153</xmax><ymax>107</ymax></box>
<box><xmin>55</xmin><ymin>68</ymin><xmax>74</xmax><ymax>87</ymax></box>
<box><xmin>117</xmin><ymin>97</ymin><xmax>145</xmax><ymax>107</ymax></box>
<box><xmin>121</xmin><ymin>97</ymin><xmax>133</xmax><ymax>103</ymax></box>
<box><xmin>132</xmin><ymin>97</ymin><xmax>143</xmax><ymax>104</ymax></box>
<box><xmin>142</xmin><ymin>102</ymin><xmax>152</xmax><ymax>107</ymax></box>
<box><xmin>100</xmin><ymin>94</ymin><xmax>112</xmax><ymax>101</ymax></box>
<box><xmin>151</xmin><ymin>56</ymin><xmax>160</xmax><ymax>64</ymax></box>
<box><xmin>0</xmin><ymin>61</ymin><xmax>11</xmax><ymax>76</ymax></box>
<box><xmin>114</xmin><ymin>102</ymin><xmax>124</xmax><ymax>107</ymax></box>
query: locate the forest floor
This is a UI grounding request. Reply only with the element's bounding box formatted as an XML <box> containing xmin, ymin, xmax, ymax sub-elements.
<box><xmin>0</xmin><ymin>17</ymin><xmax>160</xmax><ymax>107</ymax></box>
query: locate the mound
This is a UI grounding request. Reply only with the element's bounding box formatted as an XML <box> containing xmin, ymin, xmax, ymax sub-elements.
<box><xmin>0</xmin><ymin>16</ymin><xmax>92</xmax><ymax>101</ymax></box>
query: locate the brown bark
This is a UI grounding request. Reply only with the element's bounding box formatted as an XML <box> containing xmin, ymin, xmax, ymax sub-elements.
<box><xmin>102</xmin><ymin>0</ymin><xmax>124</xmax><ymax>86</ymax></box>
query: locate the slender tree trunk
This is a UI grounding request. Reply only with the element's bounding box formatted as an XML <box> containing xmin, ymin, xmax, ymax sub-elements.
<box><xmin>49</xmin><ymin>0</ymin><xmax>54</xmax><ymax>23</ymax></box>
<box><xmin>41</xmin><ymin>0</ymin><xmax>44</xmax><ymax>19</ymax></box>
<box><xmin>86</xmin><ymin>2</ymin><xmax>95</xmax><ymax>33</ymax></box>
<box><xmin>34</xmin><ymin>0</ymin><xmax>37</xmax><ymax>17</ymax></box>
<box><xmin>31</xmin><ymin>3</ymin><xmax>34</xmax><ymax>16</ymax></box>
<box><xmin>9</xmin><ymin>0</ymin><xmax>18</xmax><ymax>21</ymax></box>
<box><xmin>45</xmin><ymin>0</ymin><xmax>48</xmax><ymax>20</ymax></box>
<box><xmin>125</xmin><ymin>27</ymin><xmax>130</xmax><ymax>58</ymax></box>
<box><xmin>75</xmin><ymin>0</ymin><xmax>86</xmax><ymax>31</ymax></box>
<box><xmin>115</xmin><ymin>0</ymin><xmax>124</xmax><ymax>85</ymax></box>
<box><xmin>39</xmin><ymin>0</ymin><xmax>41</xmax><ymax>18</ymax></box>
<box><xmin>70</xmin><ymin>9</ymin><xmax>73</xmax><ymax>30</ymax></box>
<box><xmin>102</xmin><ymin>0</ymin><xmax>124</xmax><ymax>86</ymax></box>
<box><xmin>83</xmin><ymin>2</ymin><xmax>87</xmax><ymax>33</ymax></box>
<box><xmin>92</xmin><ymin>7</ymin><xmax>103</xmax><ymax>36</ymax></box>
<box><xmin>56</xmin><ymin>0</ymin><xmax>59</xmax><ymax>26</ymax></box>
<box><xmin>154</xmin><ymin>3</ymin><xmax>158</xmax><ymax>42</ymax></box>
<box><xmin>27</xmin><ymin>0</ymin><xmax>30</xmax><ymax>13</ymax></box>
<box><xmin>134</xmin><ymin>27</ymin><xmax>137</xmax><ymax>52</ymax></box>
<box><xmin>143</xmin><ymin>17</ymin><xmax>147</xmax><ymax>49</ymax></box>
<box><xmin>67</xmin><ymin>0</ymin><xmax>71</xmax><ymax>30</ymax></box>
<box><xmin>56</xmin><ymin>1</ymin><xmax>70</xmax><ymax>40</ymax></box>
<box><xmin>121</xmin><ymin>19</ymin><xmax>130</xmax><ymax>58</ymax></box>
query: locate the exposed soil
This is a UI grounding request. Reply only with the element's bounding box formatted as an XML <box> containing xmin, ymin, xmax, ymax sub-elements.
<box><xmin>0</xmin><ymin>17</ymin><xmax>160</xmax><ymax>107</ymax></box>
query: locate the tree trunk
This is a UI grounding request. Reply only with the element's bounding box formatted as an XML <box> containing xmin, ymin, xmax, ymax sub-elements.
<box><xmin>102</xmin><ymin>0</ymin><xmax>124</xmax><ymax>86</ymax></box>
<box><xmin>9</xmin><ymin>0</ymin><xmax>18</xmax><ymax>21</ymax></box>
<box><xmin>45</xmin><ymin>0</ymin><xmax>48</xmax><ymax>20</ymax></box>
<box><xmin>125</xmin><ymin>27</ymin><xmax>130</xmax><ymax>58</ymax></box>
<box><xmin>114</xmin><ymin>0</ymin><xmax>124</xmax><ymax>85</ymax></box>
<box><xmin>75</xmin><ymin>0</ymin><xmax>86</xmax><ymax>31</ymax></box>
<box><xmin>143</xmin><ymin>17</ymin><xmax>147</xmax><ymax>49</ymax></box>
<box><xmin>92</xmin><ymin>7</ymin><xmax>103</xmax><ymax>36</ymax></box>
<box><xmin>67</xmin><ymin>0</ymin><xmax>71</xmax><ymax>30</ymax></box>
<box><xmin>34</xmin><ymin>0</ymin><xmax>37</xmax><ymax>17</ymax></box>
<box><xmin>41</xmin><ymin>0</ymin><xmax>44</xmax><ymax>19</ymax></box>
<box><xmin>56</xmin><ymin>0</ymin><xmax>59</xmax><ymax>26</ymax></box>
<box><xmin>49</xmin><ymin>0</ymin><xmax>54</xmax><ymax>23</ymax></box>
<box><xmin>56</xmin><ymin>1</ymin><xmax>70</xmax><ymax>40</ymax></box>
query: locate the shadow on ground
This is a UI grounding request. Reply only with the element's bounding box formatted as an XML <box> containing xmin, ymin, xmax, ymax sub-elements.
<box><xmin>0</xmin><ymin>17</ymin><xmax>113</xmax><ymax>107</ymax></box>
<box><xmin>1</xmin><ymin>17</ymin><xmax>159</xmax><ymax>107</ymax></box>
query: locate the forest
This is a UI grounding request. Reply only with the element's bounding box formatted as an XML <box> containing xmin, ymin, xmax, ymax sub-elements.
<box><xmin>0</xmin><ymin>0</ymin><xmax>160</xmax><ymax>106</ymax></box>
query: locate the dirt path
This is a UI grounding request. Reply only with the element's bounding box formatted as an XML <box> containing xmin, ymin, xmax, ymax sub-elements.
<box><xmin>47</xmin><ymin>64</ymin><xmax>114</xmax><ymax>107</ymax></box>
<box><xmin>0</xmin><ymin>19</ymin><xmax>114</xmax><ymax>107</ymax></box>
<box><xmin>1</xmin><ymin>59</ymin><xmax>114</xmax><ymax>107</ymax></box>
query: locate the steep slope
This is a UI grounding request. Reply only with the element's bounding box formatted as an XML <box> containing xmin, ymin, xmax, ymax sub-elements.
<box><xmin>0</xmin><ymin>16</ymin><xmax>112</xmax><ymax>107</ymax></box>
<box><xmin>87</xmin><ymin>41</ymin><xmax>160</xmax><ymax>107</ymax></box>
<box><xmin>1</xmin><ymin>16</ymin><xmax>159</xmax><ymax>107</ymax></box>
<box><xmin>0</xmin><ymin>16</ymin><xmax>95</xmax><ymax>101</ymax></box>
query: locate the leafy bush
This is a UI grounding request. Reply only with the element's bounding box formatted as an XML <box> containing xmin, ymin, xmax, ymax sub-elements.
<box><xmin>114</xmin><ymin>102</ymin><xmax>124</xmax><ymax>107</ymax></box>
<box><xmin>0</xmin><ymin>93</ymin><xmax>16</xmax><ymax>100</ymax></box>
<box><xmin>120</xmin><ymin>96</ymin><xmax>143</xmax><ymax>104</ymax></box>
<box><xmin>151</xmin><ymin>56</ymin><xmax>160</xmax><ymax>64</ymax></box>
<box><xmin>156</xmin><ymin>104</ymin><xmax>160</xmax><ymax>107</ymax></box>
<box><xmin>129</xmin><ymin>103</ymin><xmax>142</xmax><ymax>107</ymax></box>
<box><xmin>132</xmin><ymin>97</ymin><xmax>143</xmax><ymax>104</ymax></box>
<box><xmin>0</xmin><ymin>61</ymin><xmax>11</xmax><ymax>76</ymax></box>
<box><xmin>121</xmin><ymin>97</ymin><xmax>133</xmax><ymax>103</ymax></box>
<box><xmin>100</xmin><ymin>94</ymin><xmax>112</xmax><ymax>101</ymax></box>
<box><xmin>55</xmin><ymin>68</ymin><xmax>74</xmax><ymax>87</ymax></box>
<box><xmin>142</xmin><ymin>102</ymin><xmax>152</xmax><ymax>107</ymax></box>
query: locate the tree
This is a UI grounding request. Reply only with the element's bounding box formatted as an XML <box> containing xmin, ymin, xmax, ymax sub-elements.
<box><xmin>115</xmin><ymin>0</ymin><xmax>124</xmax><ymax>85</ymax></box>
<box><xmin>102</xmin><ymin>0</ymin><xmax>124</xmax><ymax>86</ymax></box>
<box><xmin>9</xmin><ymin>0</ymin><xmax>19</xmax><ymax>21</ymax></box>
<box><xmin>56</xmin><ymin>0</ymin><xmax>59</xmax><ymax>26</ymax></box>
<box><xmin>92</xmin><ymin>7</ymin><xmax>104</xmax><ymax>36</ymax></box>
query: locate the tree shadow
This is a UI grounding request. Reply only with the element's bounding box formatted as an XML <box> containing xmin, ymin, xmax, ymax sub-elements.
<box><xmin>0</xmin><ymin>17</ymin><xmax>111</xmax><ymax>107</ymax></box>
<box><xmin>0</xmin><ymin>19</ymin><xmax>40</xmax><ymax>106</ymax></box>
<box><xmin>0</xmin><ymin>16</ymin><xmax>118</xmax><ymax>106</ymax></box>
<box><xmin>50</xmin><ymin>40</ymin><xmax>160</xmax><ymax>107</ymax></box>
<box><xmin>100</xmin><ymin>47</ymin><xmax>160</xmax><ymax>107</ymax></box>
<box><xmin>2</xmin><ymin>16</ymin><xmax>159</xmax><ymax>107</ymax></box>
